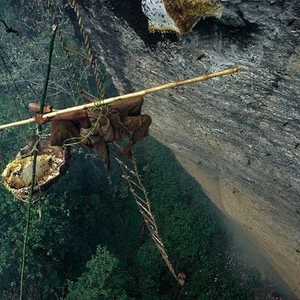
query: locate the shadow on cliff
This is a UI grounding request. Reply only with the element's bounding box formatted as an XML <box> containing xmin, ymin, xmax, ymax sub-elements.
<box><xmin>105</xmin><ymin>0</ymin><xmax>259</xmax><ymax>49</ymax></box>
<box><xmin>106</xmin><ymin>0</ymin><xmax>177</xmax><ymax>47</ymax></box>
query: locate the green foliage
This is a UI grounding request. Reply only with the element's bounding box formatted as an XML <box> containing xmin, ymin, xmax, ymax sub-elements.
<box><xmin>0</xmin><ymin>135</ymin><xmax>287</xmax><ymax>299</ymax></box>
<box><xmin>66</xmin><ymin>246</ymin><xmax>129</xmax><ymax>300</ymax></box>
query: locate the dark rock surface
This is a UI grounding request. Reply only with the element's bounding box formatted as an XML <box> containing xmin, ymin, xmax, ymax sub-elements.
<box><xmin>75</xmin><ymin>0</ymin><xmax>300</xmax><ymax>296</ymax></box>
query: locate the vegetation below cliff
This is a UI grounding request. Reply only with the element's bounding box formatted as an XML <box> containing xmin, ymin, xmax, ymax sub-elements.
<box><xmin>0</xmin><ymin>136</ymin><xmax>289</xmax><ymax>299</ymax></box>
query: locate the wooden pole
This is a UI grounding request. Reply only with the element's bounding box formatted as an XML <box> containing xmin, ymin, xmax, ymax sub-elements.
<box><xmin>0</xmin><ymin>66</ymin><xmax>241</xmax><ymax>130</ymax></box>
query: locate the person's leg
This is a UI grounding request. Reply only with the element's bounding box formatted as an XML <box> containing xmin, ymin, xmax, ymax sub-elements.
<box><xmin>110</xmin><ymin>96</ymin><xmax>144</xmax><ymax>117</ymax></box>
<box><xmin>120</xmin><ymin>114</ymin><xmax>152</xmax><ymax>157</ymax></box>
<box><xmin>50</xmin><ymin>120</ymin><xmax>80</xmax><ymax>146</ymax></box>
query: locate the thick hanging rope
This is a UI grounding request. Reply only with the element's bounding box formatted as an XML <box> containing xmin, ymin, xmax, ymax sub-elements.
<box><xmin>19</xmin><ymin>26</ymin><xmax>57</xmax><ymax>300</ymax></box>
<box><xmin>64</xmin><ymin>0</ymin><xmax>179</xmax><ymax>280</ymax></box>
<box><xmin>45</xmin><ymin>0</ymin><xmax>83</xmax><ymax>97</ymax></box>
<box><xmin>116</xmin><ymin>154</ymin><xmax>183</xmax><ymax>285</ymax></box>
<box><xmin>70</xmin><ymin>0</ymin><xmax>105</xmax><ymax>99</ymax></box>
<box><xmin>45</xmin><ymin>0</ymin><xmax>106</xmax><ymax>101</ymax></box>
<box><xmin>60</xmin><ymin>1</ymin><xmax>179</xmax><ymax>280</ymax></box>
<box><xmin>0</xmin><ymin>67</ymin><xmax>241</xmax><ymax>130</ymax></box>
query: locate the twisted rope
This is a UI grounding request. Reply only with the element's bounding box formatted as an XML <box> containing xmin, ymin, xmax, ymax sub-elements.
<box><xmin>116</xmin><ymin>155</ymin><xmax>183</xmax><ymax>286</ymax></box>
<box><xmin>70</xmin><ymin>0</ymin><xmax>105</xmax><ymax>99</ymax></box>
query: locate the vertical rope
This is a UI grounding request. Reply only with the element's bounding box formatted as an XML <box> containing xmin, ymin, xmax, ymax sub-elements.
<box><xmin>45</xmin><ymin>0</ymin><xmax>83</xmax><ymax>97</ymax></box>
<box><xmin>19</xmin><ymin>26</ymin><xmax>57</xmax><ymax>300</ymax></box>
<box><xmin>39</xmin><ymin>25</ymin><xmax>57</xmax><ymax>113</ymax></box>
<box><xmin>70</xmin><ymin>0</ymin><xmax>105</xmax><ymax>99</ymax></box>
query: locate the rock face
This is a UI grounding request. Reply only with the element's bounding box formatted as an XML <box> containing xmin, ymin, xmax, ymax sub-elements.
<box><xmin>75</xmin><ymin>0</ymin><xmax>300</xmax><ymax>296</ymax></box>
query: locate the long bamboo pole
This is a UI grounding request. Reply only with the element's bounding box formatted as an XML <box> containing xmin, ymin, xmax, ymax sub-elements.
<box><xmin>0</xmin><ymin>66</ymin><xmax>241</xmax><ymax>130</ymax></box>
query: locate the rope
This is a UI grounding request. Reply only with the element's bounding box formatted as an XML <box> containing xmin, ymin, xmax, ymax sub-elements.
<box><xmin>115</xmin><ymin>153</ymin><xmax>183</xmax><ymax>286</ymax></box>
<box><xmin>70</xmin><ymin>0</ymin><xmax>105</xmax><ymax>99</ymax></box>
<box><xmin>45</xmin><ymin>0</ymin><xmax>83</xmax><ymax>97</ymax></box>
<box><xmin>19</xmin><ymin>26</ymin><xmax>57</xmax><ymax>300</ymax></box>
<box><xmin>45</xmin><ymin>0</ymin><xmax>106</xmax><ymax>101</ymax></box>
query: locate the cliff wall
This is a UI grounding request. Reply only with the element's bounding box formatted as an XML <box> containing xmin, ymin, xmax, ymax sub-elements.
<box><xmin>76</xmin><ymin>0</ymin><xmax>300</xmax><ymax>296</ymax></box>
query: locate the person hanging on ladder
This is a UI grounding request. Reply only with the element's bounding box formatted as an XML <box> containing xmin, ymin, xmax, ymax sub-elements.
<box><xmin>29</xmin><ymin>95</ymin><xmax>152</xmax><ymax>171</ymax></box>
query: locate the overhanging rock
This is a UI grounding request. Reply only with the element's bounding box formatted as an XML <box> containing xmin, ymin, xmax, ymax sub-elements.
<box><xmin>75</xmin><ymin>0</ymin><xmax>300</xmax><ymax>296</ymax></box>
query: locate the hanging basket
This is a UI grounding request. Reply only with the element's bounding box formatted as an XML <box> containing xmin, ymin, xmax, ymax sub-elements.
<box><xmin>2</xmin><ymin>135</ymin><xmax>71</xmax><ymax>203</ymax></box>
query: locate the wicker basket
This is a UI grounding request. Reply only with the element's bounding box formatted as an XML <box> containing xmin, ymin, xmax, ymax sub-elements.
<box><xmin>2</xmin><ymin>135</ymin><xmax>70</xmax><ymax>203</ymax></box>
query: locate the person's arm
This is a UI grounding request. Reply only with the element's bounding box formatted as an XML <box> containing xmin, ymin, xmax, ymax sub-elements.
<box><xmin>29</xmin><ymin>103</ymin><xmax>52</xmax><ymax>113</ymax></box>
<box><xmin>29</xmin><ymin>103</ymin><xmax>91</xmax><ymax>128</ymax></box>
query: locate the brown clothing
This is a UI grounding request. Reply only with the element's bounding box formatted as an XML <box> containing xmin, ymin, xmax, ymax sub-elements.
<box><xmin>50</xmin><ymin>96</ymin><xmax>151</xmax><ymax>170</ymax></box>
